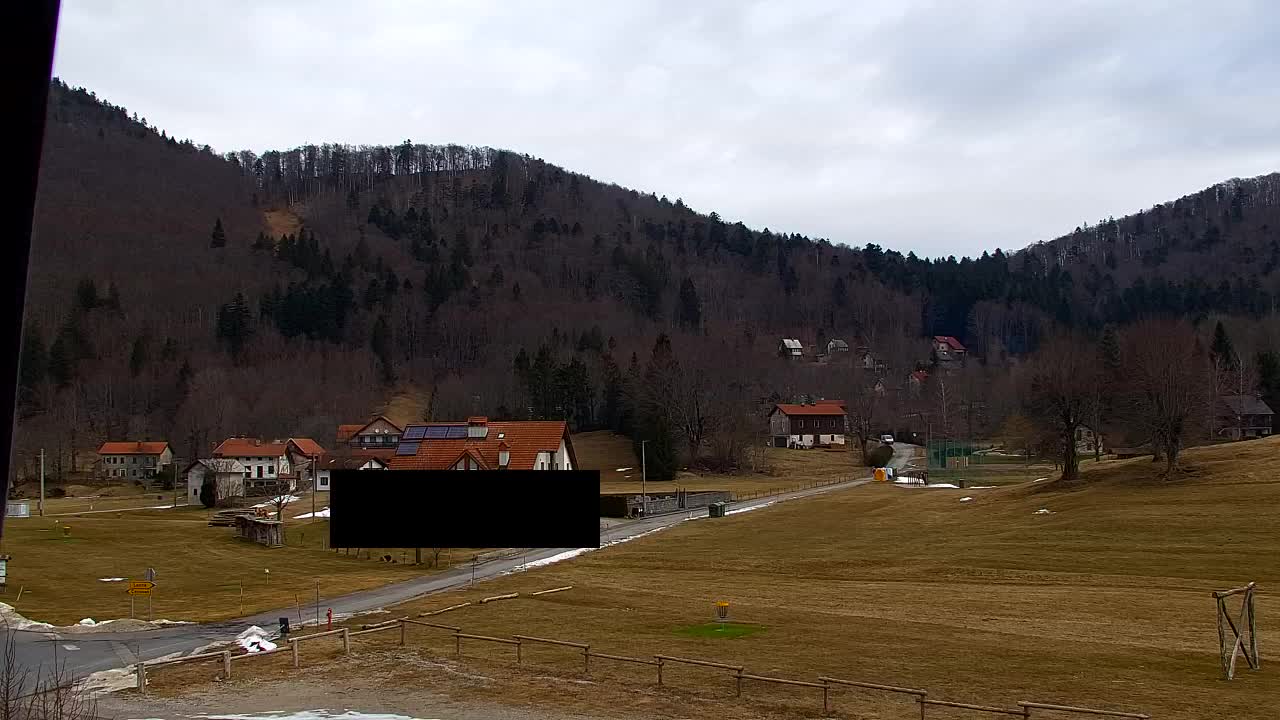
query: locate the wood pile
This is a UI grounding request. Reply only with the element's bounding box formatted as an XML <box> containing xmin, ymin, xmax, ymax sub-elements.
<box><xmin>208</xmin><ymin>508</ymin><xmax>264</xmax><ymax>526</ymax></box>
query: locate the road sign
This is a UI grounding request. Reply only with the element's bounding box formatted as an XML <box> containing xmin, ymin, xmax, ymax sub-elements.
<box><xmin>127</xmin><ymin>581</ymin><xmax>155</xmax><ymax>596</ymax></box>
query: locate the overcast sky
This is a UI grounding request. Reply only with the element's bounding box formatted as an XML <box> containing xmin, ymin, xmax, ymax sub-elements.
<box><xmin>51</xmin><ymin>0</ymin><xmax>1280</xmax><ymax>258</ymax></box>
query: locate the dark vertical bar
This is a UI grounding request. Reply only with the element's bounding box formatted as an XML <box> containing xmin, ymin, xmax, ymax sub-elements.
<box><xmin>1</xmin><ymin>1</ymin><xmax>61</xmax><ymax>542</ymax></box>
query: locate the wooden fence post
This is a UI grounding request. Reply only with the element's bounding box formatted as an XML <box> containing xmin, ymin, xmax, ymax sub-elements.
<box><xmin>342</xmin><ymin>628</ymin><xmax>350</xmax><ymax>655</ymax></box>
<box><xmin>455</xmin><ymin>633</ymin><xmax>461</xmax><ymax>656</ymax></box>
<box><xmin>222</xmin><ymin>650</ymin><xmax>232</xmax><ymax>680</ymax></box>
<box><xmin>822</xmin><ymin>679</ymin><xmax>829</xmax><ymax>715</ymax></box>
<box><xmin>735</xmin><ymin>667</ymin><xmax>742</xmax><ymax>697</ymax></box>
<box><xmin>136</xmin><ymin>663</ymin><xmax>145</xmax><ymax>694</ymax></box>
<box><xmin>516</xmin><ymin>639</ymin><xmax>522</xmax><ymax>664</ymax></box>
<box><xmin>656</xmin><ymin>657</ymin><xmax>663</xmax><ymax>685</ymax></box>
<box><xmin>583</xmin><ymin>646</ymin><xmax>590</xmax><ymax>673</ymax></box>
<box><xmin>399</xmin><ymin>619</ymin><xmax>407</xmax><ymax>646</ymax></box>
<box><xmin>291</xmin><ymin>638</ymin><xmax>300</xmax><ymax>668</ymax></box>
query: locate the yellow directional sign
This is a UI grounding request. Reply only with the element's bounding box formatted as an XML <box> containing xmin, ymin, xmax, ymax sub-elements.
<box><xmin>127</xmin><ymin>581</ymin><xmax>156</xmax><ymax>595</ymax></box>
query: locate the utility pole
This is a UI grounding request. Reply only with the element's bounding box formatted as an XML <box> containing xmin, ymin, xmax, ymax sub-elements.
<box><xmin>39</xmin><ymin>449</ymin><xmax>45</xmax><ymax>516</ymax></box>
<box><xmin>641</xmin><ymin>440</ymin><xmax>648</xmax><ymax>517</ymax></box>
<box><xmin>310</xmin><ymin>454</ymin><xmax>317</xmax><ymax>520</ymax></box>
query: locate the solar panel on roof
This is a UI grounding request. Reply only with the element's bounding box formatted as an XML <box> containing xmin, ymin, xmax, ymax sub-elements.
<box><xmin>396</xmin><ymin>442</ymin><xmax>420</xmax><ymax>456</ymax></box>
<box><xmin>402</xmin><ymin>426</ymin><xmax>427</xmax><ymax>440</ymax></box>
<box><xmin>424</xmin><ymin>426</ymin><xmax>450</xmax><ymax>439</ymax></box>
<box><xmin>446</xmin><ymin>426</ymin><xmax>468</xmax><ymax>439</ymax></box>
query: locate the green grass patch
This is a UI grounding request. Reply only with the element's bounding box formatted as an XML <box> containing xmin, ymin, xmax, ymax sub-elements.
<box><xmin>673</xmin><ymin>621</ymin><xmax>765</xmax><ymax>639</ymax></box>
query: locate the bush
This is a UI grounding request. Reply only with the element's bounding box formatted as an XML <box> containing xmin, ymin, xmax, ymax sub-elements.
<box><xmin>865</xmin><ymin>444</ymin><xmax>894</xmax><ymax>467</ymax></box>
<box><xmin>48</xmin><ymin>486</ymin><xmax>67</xmax><ymax>498</ymax></box>
<box><xmin>199</xmin><ymin>478</ymin><xmax>216</xmax><ymax>508</ymax></box>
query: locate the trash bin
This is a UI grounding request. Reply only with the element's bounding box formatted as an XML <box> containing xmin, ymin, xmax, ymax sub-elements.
<box><xmin>279</xmin><ymin>617</ymin><xmax>290</xmax><ymax>636</ymax></box>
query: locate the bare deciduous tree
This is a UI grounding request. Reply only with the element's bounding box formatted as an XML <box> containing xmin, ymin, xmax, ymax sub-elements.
<box><xmin>1023</xmin><ymin>333</ymin><xmax>1100</xmax><ymax>483</ymax></box>
<box><xmin>1119</xmin><ymin>319</ymin><xmax>1211</xmax><ymax>474</ymax></box>
<box><xmin>841</xmin><ymin>367</ymin><xmax>880</xmax><ymax>463</ymax></box>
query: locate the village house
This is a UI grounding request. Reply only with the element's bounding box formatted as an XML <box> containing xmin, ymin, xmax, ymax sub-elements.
<box><xmin>857</xmin><ymin>348</ymin><xmax>888</xmax><ymax>374</ymax></box>
<box><xmin>184</xmin><ymin>458</ymin><xmax>247</xmax><ymax>505</ymax></box>
<box><xmin>334</xmin><ymin>416</ymin><xmax>403</xmax><ymax>455</ymax></box>
<box><xmin>826</xmin><ymin>338</ymin><xmax>850</xmax><ymax>355</ymax></box>
<box><xmin>212</xmin><ymin>437</ymin><xmax>296</xmax><ymax>492</ymax></box>
<box><xmin>768</xmin><ymin>403</ymin><xmax>848</xmax><ymax>449</ymax></box>
<box><xmin>932</xmin><ymin>336</ymin><xmax>967</xmax><ymax>368</ymax></box>
<box><xmin>1216</xmin><ymin>395</ymin><xmax>1275</xmax><ymax>440</ymax></box>
<box><xmin>778</xmin><ymin>338</ymin><xmax>803</xmax><ymax>359</ymax></box>
<box><xmin>907</xmin><ymin>370</ymin><xmax>929</xmax><ymax>396</ymax></box>
<box><xmin>387</xmin><ymin>417</ymin><xmax>577</xmax><ymax>471</ymax></box>
<box><xmin>1075</xmin><ymin>425</ymin><xmax>1104</xmax><ymax>454</ymax></box>
<box><xmin>315</xmin><ymin>455</ymin><xmax>388</xmax><ymax>491</ymax></box>
<box><xmin>97</xmin><ymin>441</ymin><xmax>173</xmax><ymax>482</ymax></box>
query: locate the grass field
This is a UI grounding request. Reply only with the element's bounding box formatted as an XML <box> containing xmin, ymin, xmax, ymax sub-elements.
<box><xmin>0</xmin><ymin>490</ymin><xmax>487</xmax><ymax>626</ymax></box>
<box><xmin>579</xmin><ymin>430</ymin><xmax>866</xmax><ymax>498</ymax></box>
<box><xmin>149</xmin><ymin>436</ymin><xmax>1279</xmax><ymax>720</ymax></box>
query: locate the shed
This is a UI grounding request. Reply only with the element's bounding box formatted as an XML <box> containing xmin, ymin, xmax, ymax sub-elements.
<box><xmin>234</xmin><ymin>516</ymin><xmax>284</xmax><ymax>548</ymax></box>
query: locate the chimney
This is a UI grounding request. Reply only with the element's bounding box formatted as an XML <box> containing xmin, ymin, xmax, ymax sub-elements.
<box><xmin>498</xmin><ymin>440</ymin><xmax>510</xmax><ymax>469</ymax></box>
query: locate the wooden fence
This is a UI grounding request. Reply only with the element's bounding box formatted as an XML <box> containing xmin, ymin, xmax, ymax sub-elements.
<box><xmin>131</xmin><ymin>619</ymin><xmax>1149</xmax><ymax>717</ymax></box>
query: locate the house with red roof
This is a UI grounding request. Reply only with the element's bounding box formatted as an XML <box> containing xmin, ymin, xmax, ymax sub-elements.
<box><xmin>213</xmin><ymin>438</ymin><xmax>295</xmax><ymax>492</ymax></box>
<box><xmin>932</xmin><ymin>336</ymin><xmax>967</xmax><ymax>368</ymax></box>
<box><xmin>387</xmin><ymin>417</ymin><xmax>576</xmax><ymax>471</ymax></box>
<box><xmin>768</xmin><ymin>403</ymin><xmax>848</xmax><ymax>449</ymax></box>
<box><xmin>97</xmin><ymin>441</ymin><xmax>173</xmax><ymax>482</ymax></box>
<box><xmin>334</xmin><ymin>416</ymin><xmax>403</xmax><ymax>455</ymax></box>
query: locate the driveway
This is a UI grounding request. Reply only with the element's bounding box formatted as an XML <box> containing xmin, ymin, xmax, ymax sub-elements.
<box><xmin>3</xmin><ymin>445</ymin><xmax>914</xmax><ymax>684</ymax></box>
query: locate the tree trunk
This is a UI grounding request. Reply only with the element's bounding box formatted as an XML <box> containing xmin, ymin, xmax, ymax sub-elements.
<box><xmin>1061</xmin><ymin>430</ymin><xmax>1079</xmax><ymax>482</ymax></box>
<box><xmin>415</xmin><ymin>547</ymin><xmax>422</xmax><ymax>565</ymax></box>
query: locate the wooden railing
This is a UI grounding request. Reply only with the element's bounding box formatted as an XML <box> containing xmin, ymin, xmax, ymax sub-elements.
<box><xmin>133</xmin><ymin>615</ymin><xmax>1152</xmax><ymax>718</ymax></box>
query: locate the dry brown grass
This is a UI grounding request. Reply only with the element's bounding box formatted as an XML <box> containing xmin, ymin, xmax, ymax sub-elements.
<box><xmin>377</xmin><ymin>384</ymin><xmax>431</xmax><ymax>429</ymax></box>
<box><xmin>578</xmin><ymin>430</ymin><xmax>866</xmax><ymax>498</ymax></box>
<box><xmin>263</xmin><ymin>208</ymin><xmax>302</xmax><ymax>240</ymax></box>
<box><xmin>152</xmin><ymin>436</ymin><xmax>1280</xmax><ymax>720</ymax></box>
<box><xmin>0</xmin><ymin>490</ymin><xmax>480</xmax><ymax>625</ymax></box>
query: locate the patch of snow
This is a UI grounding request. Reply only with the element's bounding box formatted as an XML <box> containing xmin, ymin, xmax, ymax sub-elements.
<box><xmin>235</xmin><ymin>624</ymin><xmax>278</xmax><ymax>653</ymax></box>
<box><xmin>959</xmin><ymin>497</ymin><xmax>973</xmax><ymax>502</ymax></box>
<box><xmin>195</xmin><ymin>713</ymin><xmax>439</xmax><ymax>720</ymax></box>
<box><xmin>615</xmin><ymin>467</ymin><xmax>633</xmax><ymax>472</ymax></box>
<box><xmin>99</xmin><ymin>577</ymin><xmax>126</xmax><ymax>582</ymax></box>
<box><xmin>251</xmin><ymin>495</ymin><xmax>301</xmax><ymax>509</ymax></box>
<box><xmin>78</xmin><ymin>618</ymin><xmax>97</xmax><ymax>626</ymax></box>
<box><xmin>1033</xmin><ymin>477</ymin><xmax>1048</xmax><ymax>483</ymax></box>
<box><xmin>970</xmin><ymin>486</ymin><xmax>996</xmax><ymax>489</ymax></box>
<box><xmin>1034</xmin><ymin>508</ymin><xmax>1053</xmax><ymax>515</ymax></box>
<box><xmin>62</xmin><ymin>644</ymin><xmax>79</xmax><ymax>651</ymax></box>
<box><xmin>0</xmin><ymin>602</ymin><xmax>55</xmax><ymax>631</ymax></box>
<box><xmin>726</xmin><ymin>501</ymin><xmax>776</xmax><ymax>515</ymax></box>
<box><xmin>293</xmin><ymin>507</ymin><xmax>330</xmax><ymax>519</ymax></box>
<box><xmin>145</xmin><ymin>504</ymin><xmax>178</xmax><ymax>510</ymax></box>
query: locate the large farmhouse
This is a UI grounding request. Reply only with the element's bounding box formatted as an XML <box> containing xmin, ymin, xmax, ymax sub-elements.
<box><xmin>768</xmin><ymin>403</ymin><xmax>848</xmax><ymax>449</ymax></box>
<box><xmin>387</xmin><ymin>417</ymin><xmax>576</xmax><ymax>471</ymax></box>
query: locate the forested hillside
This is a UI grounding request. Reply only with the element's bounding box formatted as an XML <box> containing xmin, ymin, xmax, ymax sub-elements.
<box><xmin>12</xmin><ymin>79</ymin><xmax>1280</xmax><ymax>481</ymax></box>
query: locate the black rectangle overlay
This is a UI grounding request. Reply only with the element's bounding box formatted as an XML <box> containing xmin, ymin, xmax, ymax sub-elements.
<box><xmin>329</xmin><ymin>470</ymin><xmax>600</xmax><ymax>549</ymax></box>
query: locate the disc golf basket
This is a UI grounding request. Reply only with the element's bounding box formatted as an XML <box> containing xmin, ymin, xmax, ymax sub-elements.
<box><xmin>1214</xmin><ymin>582</ymin><xmax>1260</xmax><ymax>680</ymax></box>
<box><xmin>716</xmin><ymin>601</ymin><xmax>730</xmax><ymax>625</ymax></box>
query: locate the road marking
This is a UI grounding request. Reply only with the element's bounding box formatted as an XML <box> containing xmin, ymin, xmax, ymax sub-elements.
<box><xmin>110</xmin><ymin>641</ymin><xmax>138</xmax><ymax>666</ymax></box>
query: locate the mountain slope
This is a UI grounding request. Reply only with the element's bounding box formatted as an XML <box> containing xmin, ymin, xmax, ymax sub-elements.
<box><xmin>11</xmin><ymin>79</ymin><xmax>1280</xmax><ymax>480</ymax></box>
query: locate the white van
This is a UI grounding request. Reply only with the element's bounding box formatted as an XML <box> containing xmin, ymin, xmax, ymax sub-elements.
<box><xmin>880</xmin><ymin>434</ymin><xmax>895</xmax><ymax>445</ymax></box>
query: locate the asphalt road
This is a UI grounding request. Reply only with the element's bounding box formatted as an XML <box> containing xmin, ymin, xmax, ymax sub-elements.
<box><xmin>4</xmin><ymin>445</ymin><xmax>913</xmax><ymax>684</ymax></box>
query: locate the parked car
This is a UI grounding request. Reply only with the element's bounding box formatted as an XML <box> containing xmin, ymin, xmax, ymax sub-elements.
<box><xmin>880</xmin><ymin>434</ymin><xmax>895</xmax><ymax>445</ymax></box>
